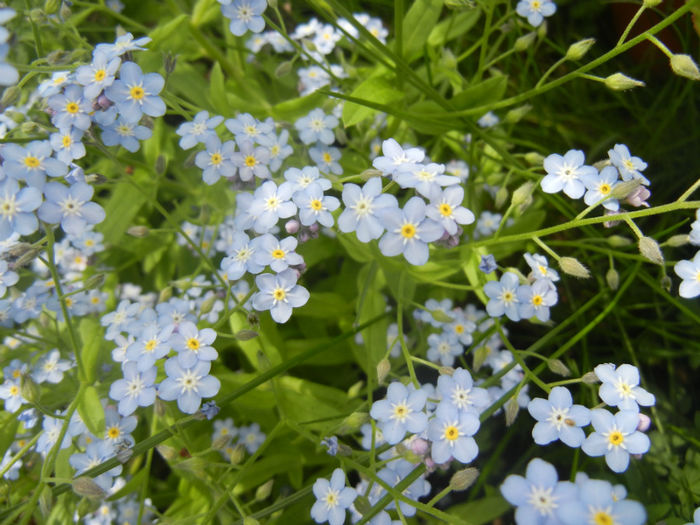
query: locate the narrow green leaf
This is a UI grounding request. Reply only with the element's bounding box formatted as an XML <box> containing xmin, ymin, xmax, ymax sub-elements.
<box><xmin>0</xmin><ymin>412</ymin><xmax>19</xmax><ymax>458</ymax></box>
<box><xmin>209</xmin><ymin>61</ymin><xmax>230</xmax><ymax>114</ymax></box>
<box><xmin>428</xmin><ymin>9</ymin><xmax>480</xmax><ymax>47</ymax></box>
<box><xmin>149</xmin><ymin>14</ymin><xmax>189</xmax><ymax>49</ymax></box>
<box><xmin>403</xmin><ymin>0</ymin><xmax>444</xmax><ymax>61</ymax></box>
<box><xmin>79</xmin><ymin>317</ymin><xmax>105</xmax><ymax>384</ymax></box>
<box><xmin>77</xmin><ymin>386</ymin><xmax>106</xmax><ymax>437</ymax></box>
<box><xmin>100</xmin><ymin>179</ymin><xmax>148</xmax><ymax>244</ymax></box>
<box><xmin>342</xmin><ymin>76</ymin><xmax>404</xmax><ymax>127</ymax></box>
<box><xmin>451</xmin><ymin>75</ymin><xmax>508</xmax><ymax>110</ymax></box>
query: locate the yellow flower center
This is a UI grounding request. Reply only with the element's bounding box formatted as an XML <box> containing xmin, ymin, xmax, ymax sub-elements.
<box><xmin>130</xmin><ymin>85</ymin><xmax>145</xmax><ymax>100</ymax></box>
<box><xmin>593</xmin><ymin>511</ymin><xmax>614</xmax><ymax>525</ymax></box>
<box><xmin>94</xmin><ymin>69</ymin><xmax>106</xmax><ymax>82</ymax></box>
<box><xmin>107</xmin><ymin>426</ymin><xmax>121</xmax><ymax>439</ymax></box>
<box><xmin>12</xmin><ymin>370</ymin><xmax>21</xmax><ymax>379</ymax></box>
<box><xmin>271</xmin><ymin>249</ymin><xmax>286</xmax><ymax>259</ymax></box>
<box><xmin>439</xmin><ymin>203</ymin><xmax>452</xmax><ymax>217</ymax></box>
<box><xmin>444</xmin><ymin>425</ymin><xmax>459</xmax><ymax>441</ymax></box>
<box><xmin>144</xmin><ymin>340</ymin><xmax>157</xmax><ymax>351</ymax></box>
<box><xmin>322</xmin><ymin>152</ymin><xmax>332</xmax><ymax>163</ymax></box>
<box><xmin>65</xmin><ymin>102</ymin><xmax>79</xmax><ymax>114</ymax></box>
<box><xmin>244</xmin><ymin>155</ymin><xmax>257</xmax><ymax>167</ymax></box>
<box><xmin>608</xmin><ymin>431</ymin><xmax>624</xmax><ymax>446</ymax></box>
<box><xmin>454</xmin><ymin>324</ymin><xmax>464</xmax><ymax>334</ymax></box>
<box><xmin>210</xmin><ymin>153</ymin><xmax>222</xmax><ymax>165</ymax></box>
<box><xmin>186</xmin><ymin>338</ymin><xmax>200</xmax><ymax>350</ymax></box>
<box><xmin>273</xmin><ymin>288</ymin><xmax>286</xmax><ymax>301</ymax></box>
<box><xmin>599</xmin><ymin>183</ymin><xmax>611</xmax><ymax>195</ymax></box>
<box><xmin>24</xmin><ymin>156</ymin><xmax>40</xmax><ymax>168</ymax></box>
<box><xmin>400</xmin><ymin>224</ymin><xmax>416</xmax><ymax>239</ymax></box>
<box><xmin>310</xmin><ymin>199</ymin><xmax>323</xmax><ymax>211</ymax></box>
<box><xmin>532</xmin><ymin>295</ymin><xmax>543</xmax><ymax>306</ymax></box>
<box><xmin>62</xmin><ymin>135</ymin><xmax>72</xmax><ymax>148</ymax></box>
<box><xmin>9</xmin><ymin>385</ymin><xmax>18</xmax><ymax>396</ymax></box>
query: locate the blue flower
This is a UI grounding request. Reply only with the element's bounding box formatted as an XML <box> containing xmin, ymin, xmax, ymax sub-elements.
<box><xmin>69</xmin><ymin>440</ymin><xmax>122</xmax><ymax>492</ymax></box>
<box><xmin>0</xmin><ymin>379</ymin><xmax>24</xmax><ymax>412</ymax></box>
<box><xmin>0</xmin><ymin>179</ymin><xmax>42</xmax><ymax>240</ymax></box>
<box><xmin>516</xmin><ymin>0</ymin><xmax>557</xmax><ymax>27</ymax></box>
<box><xmin>38</xmin><ymin>181</ymin><xmax>106</xmax><ymax>236</ymax></box>
<box><xmin>557</xmin><ymin>478</ymin><xmax>646</xmax><ymax>525</ymax></box>
<box><xmin>320</xmin><ymin>436</ymin><xmax>338</xmax><ymax>456</ymax></box>
<box><xmin>105</xmin><ymin>62</ymin><xmax>165</xmax><ymax>123</ymax></box>
<box><xmin>425</xmin><ymin>185</ymin><xmax>475</xmax><ymax>235</ymax></box>
<box><xmin>158</xmin><ymin>358</ymin><xmax>221</xmax><ymax>414</ymax></box>
<box><xmin>195</xmin><ymin>135</ymin><xmax>237</xmax><ymax>185</ymax></box>
<box><xmin>248</xmin><ymin>180</ymin><xmax>297</xmax><ymax>234</ymax></box>
<box><xmin>311</xmin><ymin>468</ymin><xmax>357</xmax><ymax>525</ymax></box>
<box><xmin>376</xmin><ymin>459</ymin><xmax>431</xmax><ymax>518</ymax></box>
<box><xmin>479</xmin><ymin>254</ymin><xmax>497</xmax><ymax>274</ymax></box>
<box><xmin>95</xmin><ymin>33</ymin><xmax>151</xmax><ymax>60</ymax></box>
<box><xmin>176</xmin><ymin>111</ymin><xmax>224</xmax><ymax>150</ymax></box>
<box><xmin>528</xmin><ymin>386</ymin><xmax>591</xmax><ymax>447</ymax></box>
<box><xmin>32</xmin><ymin>349</ymin><xmax>71</xmax><ymax>384</ymax></box>
<box><xmin>75</xmin><ymin>51</ymin><xmax>121</xmax><ymax>99</ymax></box>
<box><xmin>475</xmin><ymin>210</ymin><xmax>501</xmax><ymax>237</ymax></box>
<box><xmin>369</xmin><ymin>381</ymin><xmax>428</xmax><ymax>445</ymax></box>
<box><xmin>200</xmin><ymin>401</ymin><xmax>220</xmax><ymax>420</ymax></box>
<box><xmin>295</xmin><ymin>108</ymin><xmax>338</xmax><ymax>145</ymax></box>
<box><xmin>103</xmin><ymin>405</ymin><xmax>137</xmax><ymax>446</ymax></box>
<box><xmin>251</xmin><ymin>268</ymin><xmax>310</xmax><ymax>323</ymax></box>
<box><xmin>239</xmin><ymin>422</ymin><xmax>266</xmax><ymax>453</ymax></box>
<box><xmin>2</xmin><ymin>140</ymin><xmax>68</xmax><ymax>187</ymax></box>
<box><xmin>426</xmin><ymin>332</ymin><xmax>462</xmax><ymax>367</ymax></box>
<box><xmin>284</xmin><ymin>166</ymin><xmax>331</xmax><ymax>193</ymax></box>
<box><xmin>0</xmin><ymin>44</ymin><xmax>18</xmax><ymax>87</ymax></box>
<box><xmin>109</xmin><ymin>362</ymin><xmax>157</xmax><ymax>416</ymax></box>
<box><xmin>169</xmin><ymin>321</ymin><xmax>218</xmax><ymax>368</ymax></box>
<box><xmin>48</xmin><ymin>84</ymin><xmax>93</xmax><ymax>131</ymax></box>
<box><xmin>224</xmin><ymin>112</ymin><xmax>273</xmax><ymax>143</ymax></box>
<box><xmin>126</xmin><ymin>325</ymin><xmax>174</xmax><ymax>371</ymax></box>
<box><xmin>309</xmin><ymin>144</ymin><xmax>343</xmax><ymax>175</ymax></box>
<box><xmin>517</xmin><ymin>279</ymin><xmax>558</xmax><ymax>322</ymax></box>
<box><xmin>524</xmin><ymin>253</ymin><xmax>560</xmax><ymax>282</ymax></box>
<box><xmin>541</xmin><ymin>150</ymin><xmax>596</xmax><ymax>200</ymax></box>
<box><xmin>608</xmin><ymin>144</ymin><xmax>648</xmax><ymax>185</ymax></box>
<box><xmin>377</xmin><ymin>196</ymin><xmax>444</xmax><ymax>266</ymax></box>
<box><xmin>232</xmin><ymin>140</ymin><xmax>271</xmax><ymax>181</ymax></box>
<box><xmin>674</xmin><ymin>250</ymin><xmax>700</xmax><ymax>299</ymax></box>
<box><xmin>293</xmin><ymin>182</ymin><xmax>340</xmax><ymax>228</ymax></box>
<box><xmin>36</xmin><ymin>415</ymin><xmax>73</xmax><ymax>455</ymax></box>
<box><xmin>428</xmin><ymin>402</ymin><xmax>480</xmax><ymax>464</ymax></box>
<box><xmin>581</xmin><ymin>409</ymin><xmax>650</xmax><ymax>473</ymax></box>
<box><xmin>0</xmin><ymin>260</ymin><xmax>18</xmax><ymax>297</ymax></box>
<box><xmin>253</xmin><ymin>233</ymin><xmax>304</xmax><ymax>272</ymax></box>
<box><xmin>581</xmin><ymin>165</ymin><xmax>621</xmax><ymax>211</ymax></box>
<box><xmin>500</xmin><ymin>458</ymin><xmax>577</xmax><ymax>525</ymax></box>
<box><xmin>593</xmin><ymin>363</ymin><xmax>655</xmax><ymax>411</ymax></box>
<box><xmin>372</xmin><ymin>138</ymin><xmax>424</xmax><ymax>176</ymax></box>
<box><xmin>436</xmin><ymin>367</ymin><xmax>490</xmax><ymax>415</ymax></box>
<box><xmin>258</xmin><ymin>129</ymin><xmax>293</xmax><ymax>172</ymax></box>
<box><xmin>445</xmin><ymin>310</ymin><xmax>476</xmax><ymax>346</ymax></box>
<box><xmin>394</xmin><ymin>162</ymin><xmax>460</xmax><ymax>198</ymax></box>
<box><xmin>221</xmin><ymin>0</ymin><xmax>267</xmax><ymax>36</ymax></box>
<box><xmin>484</xmin><ymin>272</ymin><xmax>521</xmax><ymax>321</ymax></box>
<box><xmin>220</xmin><ymin>232</ymin><xmax>264</xmax><ymax>279</ymax></box>
<box><xmin>50</xmin><ymin>128</ymin><xmax>86</xmax><ymax>163</ymax></box>
<box><xmin>101</xmin><ymin>117</ymin><xmax>153</xmax><ymax>152</ymax></box>
<box><xmin>102</xmin><ymin>300</ymin><xmax>141</xmax><ymax>340</ymax></box>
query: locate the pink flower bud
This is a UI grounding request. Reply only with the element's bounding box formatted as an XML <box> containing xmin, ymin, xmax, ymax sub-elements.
<box><xmin>410</xmin><ymin>438</ymin><xmax>429</xmax><ymax>456</ymax></box>
<box><xmin>285</xmin><ymin>219</ymin><xmax>300</xmax><ymax>234</ymax></box>
<box><xmin>624</xmin><ymin>186</ymin><xmax>651</xmax><ymax>208</ymax></box>
<box><xmin>637</xmin><ymin>413</ymin><xmax>651</xmax><ymax>432</ymax></box>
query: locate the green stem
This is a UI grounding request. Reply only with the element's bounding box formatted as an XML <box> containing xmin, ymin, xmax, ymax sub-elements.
<box><xmin>617</xmin><ymin>5</ymin><xmax>647</xmax><ymax>46</ymax></box>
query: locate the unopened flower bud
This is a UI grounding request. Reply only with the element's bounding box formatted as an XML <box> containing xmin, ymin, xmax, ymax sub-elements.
<box><xmin>494</xmin><ymin>185</ymin><xmax>509</xmax><ymax>209</ymax></box>
<box><xmin>158</xmin><ymin>286</ymin><xmax>173</xmax><ymax>303</ymax></box>
<box><xmin>607</xmin><ymin>235</ymin><xmax>632</xmax><ymax>247</ymax></box>
<box><xmin>660</xmin><ymin>274</ymin><xmax>672</xmax><ymax>292</ymax></box>
<box><xmin>1</xmin><ymin>86</ymin><xmax>20</xmax><ymax>107</ymax></box>
<box><xmin>514</xmin><ymin>32</ymin><xmax>536</xmax><ymax>52</ymax></box>
<box><xmin>44</xmin><ymin>0</ymin><xmax>61</xmax><ymax>14</ymax></box>
<box><xmin>559</xmin><ymin>257</ymin><xmax>590</xmax><ymax>278</ymax></box>
<box><xmin>536</xmin><ymin>20</ymin><xmax>548</xmax><ymax>38</ymax></box>
<box><xmin>353</xmin><ymin>496</ymin><xmax>371</xmax><ymax>516</ymax></box>
<box><xmin>156</xmin><ymin>444</ymin><xmax>179</xmax><ymax>461</ymax></box>
<box><xmin>472</xmin><ymin>345</ymin><xmax>490</xmax><ymax>371</ymax></box>
<box><xmin>411</xmin><ymin>438</ymin><xmax>430</xmax><ymax>456</ymax></box>
<box><xmin>610</xmin><ymin>180</ymin><xmax>640</xmax><ymax>200</ymax></box>
<box><xmin>235</xmin><ymin>330</ymin><xmax>258</xmax><ymax>341</ymax></box>
<box><xmin>73</xmin><ymin>477</ymin><xmax>106</xmax><ymax>500</ymax></box>
<box><xmin>229</xmin><ymin>443</ymin><xmax>246</xmax><ymax>465</ymax></box>
<box><xmin>199</xmin><ymin>294</ymin><xmax>217</xmax><ymax>315</ymax></box>
<box><xmin>637</xmin><ymin>413</ymin><xmax>651</xmax><ymax>432</ymax></box>
<box><xmin>504</xmin><ymin>105</ymin><xmax>531</xmax><ymax>124</ymax></box>
<box><xmin>285</xmin><ymin>219</ymin><xmax>300</xmax><ymax>234</ymax></box>
<box><xmin>255</xmin><ymin>479</ymin><xmax>274</xmax><ymax>501</ymax></box>
<box><xmin>155</xmin><ymin>155</ymin><xmax>166</xmax><ymax>175</ymax></box>
<box><xmin>581</xmin><ymin>371</ymin><xmax>599</xmax><ymax>384</ymax></box>
<box><xmin>84</xmin><ymin>273</ymin><xmax>106</xmax><ymax>290</ymax></box>
<box><xmin>666</xmin><ymin>234</ymin><xmax>689</xmax><ymax>247</ymax></box>
<box><xmin>127</xmin><ymin>225</ymin><xmax>149</xmax><ymax>237</ymax></box>
<box><xmin>606</xmin><ymin>268</ymin><xmax>620</xmax><ymax>290</ymax></box>
<box><xmin>547</xmin><ymin>359</ymin><xmax>571</xmax><ymax>377</ymax></box>
<box><xmin>511</xmin><ymin>181</ymin><xmax>534</xmax><ymax>208</ymax></box>
<box><xmin>212</xmin><ymin>434</ymin><xmax>232</xmax><ymax>450</ymax></box>
<box><xmin>30</xmin><ymin>8</ymin><xmax>44</xmax><ymax>22</ymax></box>
<box><xmin>450</xmin><ymin>467</ymin><xmax>479</xmax><ymax>491</ymax></box>
<box><xmin>604</xmin><ymin>72</ymin><xmax>645</xmax><ymax>90</ymax></box>
<box><xmin>624</xmin><ymin>186</ymin><xmax>651</xmax><ymax>208</ymax></box>
<box><xmin>638</xmin><ymin>236</ymin><xmax>664</xmax><ymax>265</ymax></box>
<box><xmin>431</xmin><ymin>309</ymin><xmax>454</xmax><ymax>323</ymax></box>
<box><xmin>566</xmin><ymin>38</ymin><xmax>595</xmax><ymax>61</ymax></box>
<box><xmin>643</xmin><ymin>0</ymin><xmax>661</xmax><ymax>5</ymax></box>
<box><xmin>377</xmin><ymin>359</ymin><xmax>390</xmax><ymax>384</ymax></box>
<box><xmin>670</xmin><ymin>54</ymin><xmax>700</xmax><ymax>80</ymax></box>
<box><xmin>164</xmin><ymin>52</ymin><xmax>177</xmax><ymax>75</ymax></box>
<box><xmin>525</xmin><ymin>152</ymin><xmax>545</xmax><ymax>166</ymax></box>
<box><xmin>14</xmin><ymin>246</ymin><xmax>43</xmax><ymax>269</ymax></box>
<box><xmin>360</xmin><ymin>169</ymin><xmax>384</xmax><ymax>180</ymax></box>
<box><xmin>20</xmin><ymin>376</ymin><xmax>40</xmax><ymax>404</ymax></box>
<box><xmin>347</xmin><ymin>380</ymin><xmax>363</xmax><ymax>398</ymax></box>
<box><xmin>338</xmin><ymin>412</ymin><xmax>368</xmax><ymax>434</ymax></box>
<box><xmin>505</xmin><ymin>397</ymin><xmax>519</xmax><ymax>426</ymax></box>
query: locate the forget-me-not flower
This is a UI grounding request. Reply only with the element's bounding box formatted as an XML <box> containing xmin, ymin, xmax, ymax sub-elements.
<box><xmin>436</xmin><ymin>368</ymin><xmax>490</xmax><ymax>415</ymax></box>
<box><xmin>293</xmin><ymin>182</ymin><xmax>340</xmax><ymax>228</ymax></box>
<box><xmin>295</xmin><ymin>108</ymin><xmax>338</xmax><ymax>145</ymax></box>
<box><xmin>170</xmin><ymin>321</ymin><xmax>218</xmax><ymax>368</ymax></box>
<box><xmin>428</xmin><ymin>402</ymin><xmax>480</xmax><ymax>464</ymax></box>
<box><xmin>50</xmin><ymin>128</ymin><xmax>86</xmax><ymax>164</ymax></box>
<box><xmin>517</xmin><ymin>279</ymin><xmax>558</xmax><ymax>322</ymax></box>
<box><xmin>484</xmin><ymin>271</ymin><xmax>521</xmax><ymax>321</ymax></box>
<box><xmin>220</xmin><ymin>232</ymin><xmax>264</xmax><ymax>279</ymax></box>
<box><xmin>158</xmin><ymin>358</ymin><xmax>221</xmax><ymax>414</ymax></box>
<box><xmin>425</xmin><ymin>185</ymin><xmax>475</xmax><ymax>235</ymax></box>
<box><xmin>581</xmin><ymin>408</ymin><xmax>650</xmax><ymax>473</ymax></box>
<box><xmin>0</xmin><ymin>179</ymin><xmax>42</xmax><ymax>241</ymax></box>
<box><xmin>253</xmin><ymin>234</ymin><xmax>304</xmax><ymax>272</ymax></box>
<box><xmin>38</xmin><ymin>181</ymin><xmax>106</xmax><ymax>236</ymax></box>
<box><xmin>527</xmin><ymin>386</ymin><xmax>591</xmax><ymax>447</ymax></box>
<box><xmin>232</xmin><ymin>140</ymin><xmax>271</xmax><ymax>181</ymax></box>
<box><xmin>608</xmin><ymin>144</ymin><xmax>649</xmax><ymax>185</ymax></box>
<box><xmin>75</xmin><ymin>51</ymin><xmax>121</xmax><ymax>99</ymax></box>
<box><xmin>101</xmin><ymin>117</ymin><xmax>153</xmax><ymax>153</ymax></box>
<box><xmin>251</xmin><ymin>269</ymin><xmax>310</xmax><ymax>323</ymax></box>
<box><xmin>674</xmin><ymin>250</ymin><xmax>700</xmax><ymax>299</ymax></box>
<box><xmin>541</xmin><ymin>149</ymin><xmax>596</xmax><ymax>200</ymax></box>
<box><xmin>516</xmin><ymin>0</ymin><xmax>557</xmax><ymax>27</ymax></box>
<box><xmin>310</xmin><ymin>468</ymin><xmax>357</xmax><ymax>525</ymax></box>
<box><xmin>195</xmin><ymin>136</ymin><xmax>237</xmax><ymax>185</ymax></box>
<box><xmin>32</xmin><ymin>349</ymin><xmax>71</xmax><ymax>384</ymax></box>
<box><xmin>2</xmin><ymin>140</ymin><xmax>68</xmax><ymax>187</ymax></box>
<box><xmin>105</xmin><ymin>61</ymin><xmax>165</xmax><ymax>122</ymax></box>
<box><xmin>557</xmin><ymin>478</ymin><xmax>646</xmax><ymax>525</ymax></box>
<box><xmin>176</xmin><ymin>111</ymin><xmax>224</xmax><ymax>150</ymax></box>
<box><xmin>109</xmin><ymin>362</ymin><xmax>157</xmax><ymax>416</ymax></box>
<box><xmin>370</xmin><ymin>381</ymin><xmax>428</xmax><ymax>445</ymax></box>
<box><xmin>248</xmin><ymin>180</ymin><xmax>297</xmax><ymax>234</ymax></box>
<box><xmin>221</xmin><ymin>0</ymin><xmax>267</xmax><ymax>36</ymax></box>
<box><xmin>48</xmin><ymin>84</ymin><xmax>93</xmax><ymax>131</ymax></box>
<box><xmin>593</xmin><ymin>363</ymin><xmax>655</xmax><ymax>411</ymax></box>
<box><xmin>372</xmin><ymin>138</ymin><xmax>425</xmax><ymax>176</ymax></box>
<box><xmin>309</xmin><ymin>144</ymin><xmax>343</xmax><ymax>175</ymax></box>
<box><xmin>582</xmin><ymin>165</ymin><xmax>621</xmax><ymax>211</ymax></box>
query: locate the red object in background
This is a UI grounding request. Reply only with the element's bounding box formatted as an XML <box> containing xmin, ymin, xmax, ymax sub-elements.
<box><xmin>610</xmin><ymin>0</ymin><xmax>693</xmax><ymax>69</ymax></box>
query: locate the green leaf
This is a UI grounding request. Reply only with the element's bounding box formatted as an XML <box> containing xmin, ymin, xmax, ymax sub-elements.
<box><xmin>402</xmin><ymin>0</ymin><xmax>444</xmax><ymax>61</ymax></box>
<box><xmin>149</xmin><ymin>14</ymin><xmax>189</xmax><ymax>49</ymax></box>
<box><xmin>79</xmin><ymin>317</ymin><xmax>105</xmax><ymax>384</ymax></box>
<box><xmin>297</xmin><ymin>292</ymin><xmax>354</xmax><ymax>318</ymax></box>
<box><xmin>0</xmin><ymin>412</ymin><xmax>19</xmax><ymax>458</ymax></box>
<box><xmin>270</xmin><ymin>91</ymin><xmax>327</xmax><ymax>122</ymax></box>
<box><xmin>451</xmin><ymin>75</ymin><xmax>508</xmax><ymax>110</ymax></box>
<box><xmin>209</xmin><ymin>62</ymin><xmax>230</xmax><ymax>114</ymax></box>
<box><xmin>100</xmin><ymin>179</ymin><xmax>148</xmax><ymax>244</ymax></box>
<box><xmin>448</xmin><ymin>496</ymin><xmax>510</xmax><ymax>525</ymax></box>
<box><xmin>342</xmin><ymin>76</ymin><xmax>404</xmax><ymax>127</ymax></box>
<box><xmin>428</xmin><ymin>9</ymin><xmax>481</xmax><ymax>47</ymax></box>
<box><xmin>107</xmin><ymin>469</ymin><xmax>147</xmax><ymax>501</ymax></box>
<box><xmin>355</xmin><ymin>262</ymin><xmax>388</xmax><ymax>376</ymax></box>
<box><xmin>77</xmin><ymin>385</ymin><xmax>105</xmax><ymax>437</ymax></box>
<box><xmin>406</xmin><ymin>100</ymin><xmax>462</xmax><ymax>134</ymax></box>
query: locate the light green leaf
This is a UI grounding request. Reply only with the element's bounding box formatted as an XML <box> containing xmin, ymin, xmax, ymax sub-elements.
<box><xmin>79</xmin><ymin>317</ymin><xmax>105</xmax><ymax>384</ymax></box>
<box><xmin>448</xmin><ymin>496</ymin><xmax>510</xmax><ymax>524</ymax></box>
<box><xmin>149</xmin><ymin>14</ymin><xmax>189</xmax><ymax>49</ymax></box>
<box><xmin>100</xmin><ymin>178</ymin><xmax>148</xmax><ymax>244</ymax></box>
<box><xmin>342</xmin><ymin>76</ymin><xmax>403</xmax><ymax>127</ymax></box>
<box><xmin>403</xmin><ymin>0</ymin><xmax>444</xmax><ymax>61</ymax></box>
<box><xmin>428</xmin><ymin>9</ymin><xmax>481</xmax><ymax>47</ymax></box>
<box><xmin>451</xmin><ymin>74</ymin><xmax>508</xmax><ymax>110</ymax></box>
<box><xmin>77</xmin><ymin>385</ymin><xmax>105</xmax><ymax>437</ymax></box>
<box><xmin>0</xmin><ymin>412</ymin><xmax>19</xmax><ymax>458</ymax></box>
<box><xmin>209</xmin><ymin>62</ymin><xmax>230</xmax><ymax>114</ymax></box>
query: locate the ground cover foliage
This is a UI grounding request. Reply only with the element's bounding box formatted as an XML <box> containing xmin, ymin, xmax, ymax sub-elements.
<box><xmin>0</xmin><ymin>0</ymin><xmax>699</xmax><ymax>523</ymax></box>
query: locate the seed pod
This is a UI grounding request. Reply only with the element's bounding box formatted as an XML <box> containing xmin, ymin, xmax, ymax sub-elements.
<box><xmin>72</xmin><ymin>477</ymin><xmax>106</xmax><ymax>500</ymax></box>
<box><xmin>606</xmin><ymin>268</ymin><xmax>620</xmax><ymax>290</ymax></box>
<box><xmin>670</xmin><ymin>54</ymin><xmax>700</xmax><ymax>81</ymax></box>
<box><xmin>559</xmin><ymin>257</ymin><xmax>590</xmax><ymax>279</ymax></box>
<box><xmin>565</xmin><ymin>38</ymin><xmax>595</xmax><ymax>61</ymax></box>
<box><xmin>638</xmin><ymin>236</ymin><xmax>664</xmax><ymax>265</ymax></box>
<box><xmin>604</xmin><ymin>73</ymin><xmax>645</xmax><ymax>90</ymax></box>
